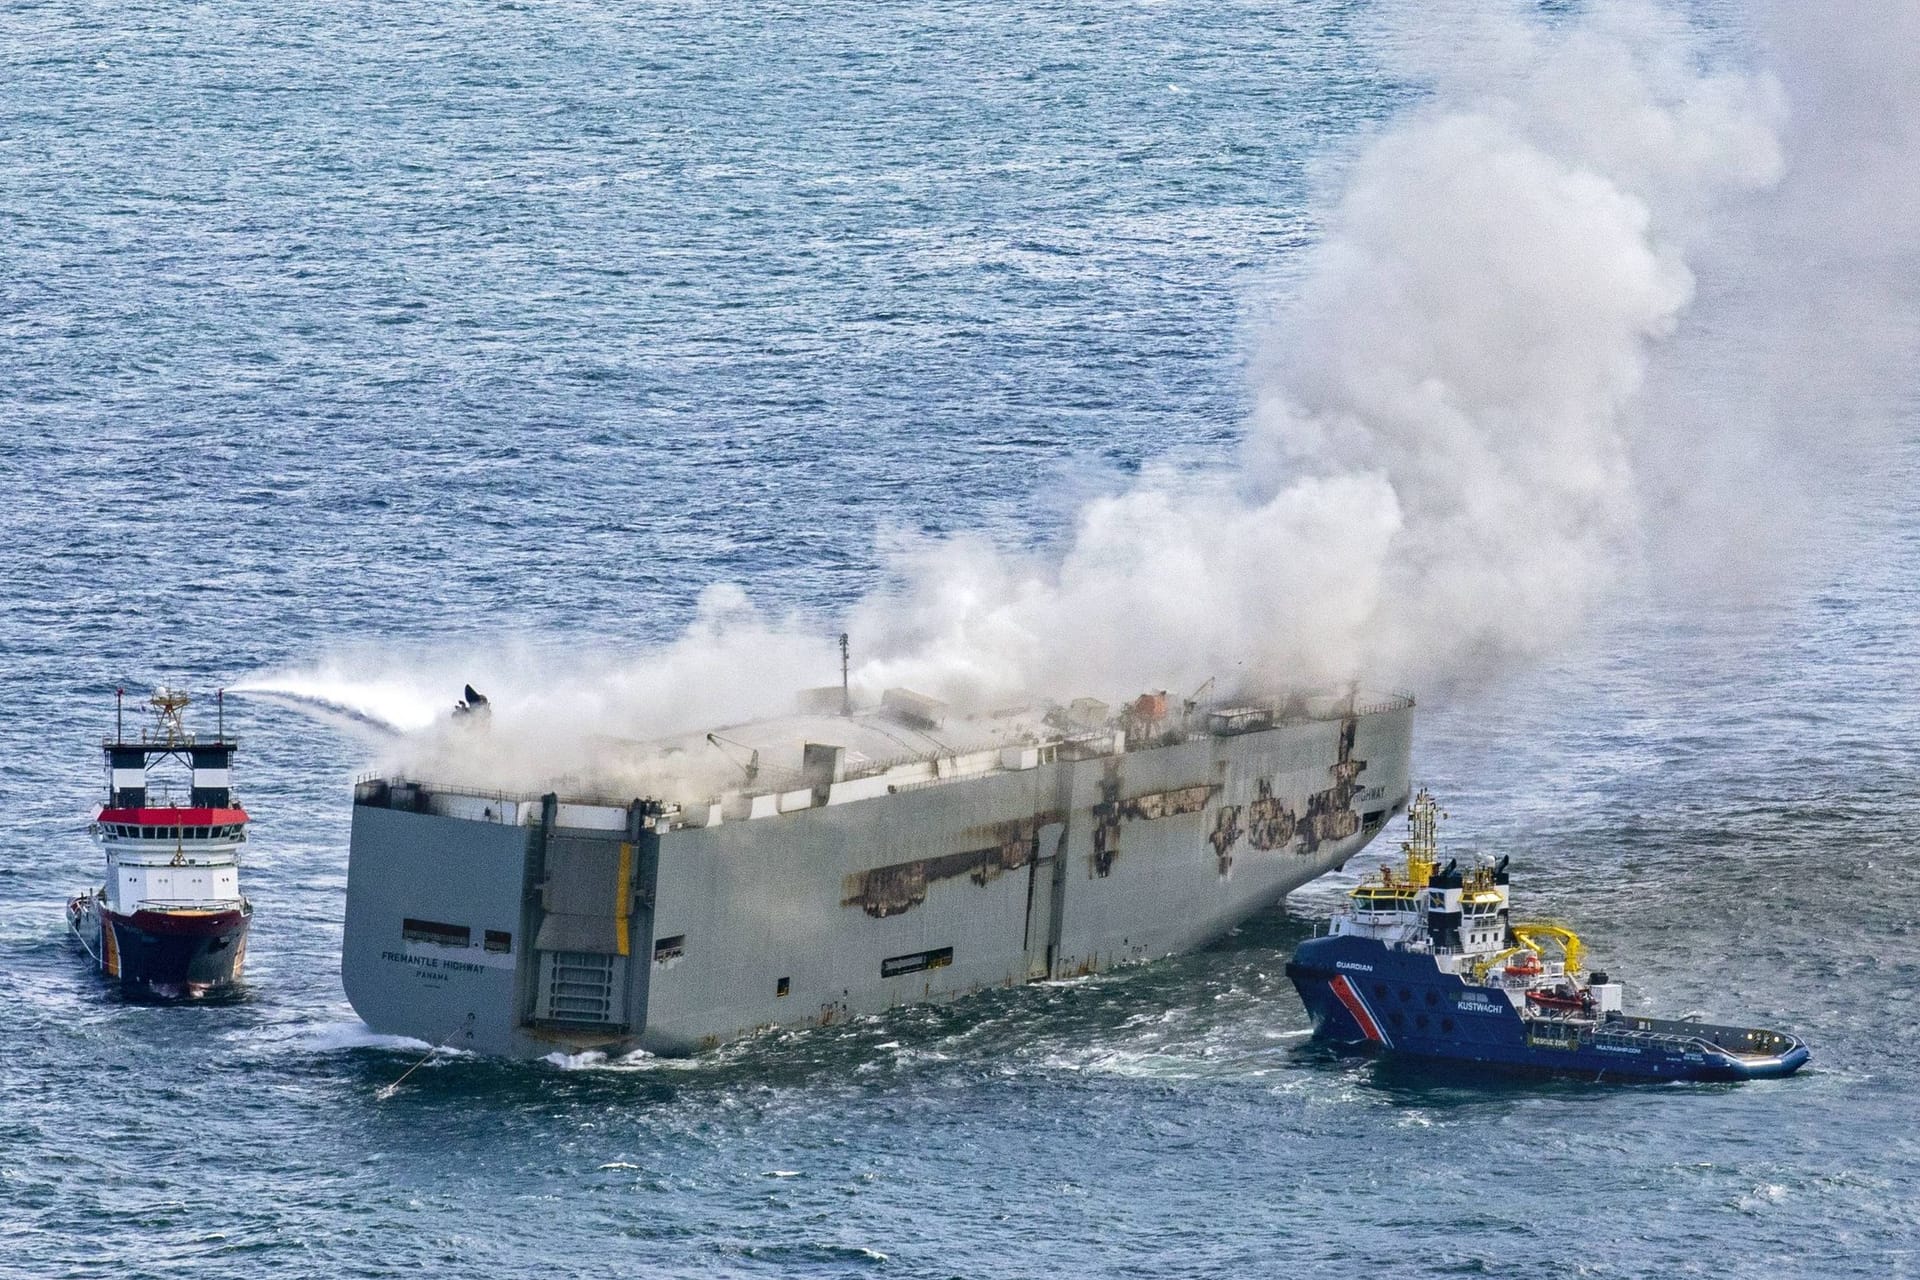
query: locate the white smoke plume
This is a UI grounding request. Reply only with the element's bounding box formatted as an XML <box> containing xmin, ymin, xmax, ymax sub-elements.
<box><xmin>851</xmin><ymin>0</ymin><xmax>1786</xmax><ymax>700</ymax></box>
<box><xmin>245</xmin><ymin>0</ymin><xmax>1915</xmax><ymax>793</ymax></box>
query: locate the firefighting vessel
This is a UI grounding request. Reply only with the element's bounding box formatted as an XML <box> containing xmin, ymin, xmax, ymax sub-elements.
<box><xmin>68</xmin><ymin>689</ymin><xmax>252</xmax><ymax>998</ymax></box>
<box><xmin>1286</xmin><ymin>791</ymin><xmax>1809</xmax><ymax>1082</ymax></box>
<box><xmin>343</xmin><ymin>686</ymin><xmax>1413</xmax><ymax>1057</ymax></box>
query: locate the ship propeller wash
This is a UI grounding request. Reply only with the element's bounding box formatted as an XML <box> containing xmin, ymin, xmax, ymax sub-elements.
<box><xmin>69</xmin><ymin>689</ymin><xmax>252</xmax><ymax>999</ymax></box>
<box><xmin>344</xmin><ymin>686</ymin><xmax>1414</xmax><ymax>1056</ymax></box>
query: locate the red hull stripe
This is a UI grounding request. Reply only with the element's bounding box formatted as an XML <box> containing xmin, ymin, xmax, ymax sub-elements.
<box><xmin>98</xmin><ymin>807</ymin><xmax>249</xmax><ymax>825</ymax></box>
<box><xmin>1331</xmin><ymin>975</ymin><xmax>1391</xmax><ymax>1046</ymax></box>
<box><xmin>108</xmin><ymin>907</ymin><xmax>249</xmax><ymax>937</ymax></box>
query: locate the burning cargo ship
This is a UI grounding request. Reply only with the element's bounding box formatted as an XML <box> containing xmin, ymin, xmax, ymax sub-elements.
<box><xmin>342</xmin><ymin>686</ymin><xmax>1413</xmax><ymax>1057</ymax></box>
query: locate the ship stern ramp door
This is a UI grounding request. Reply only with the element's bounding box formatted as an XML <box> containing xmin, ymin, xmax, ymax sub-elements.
<box><xmin>526</xmin><ymin>797</ymin><xmax>659</xmax><ymax>1040</ymax></box>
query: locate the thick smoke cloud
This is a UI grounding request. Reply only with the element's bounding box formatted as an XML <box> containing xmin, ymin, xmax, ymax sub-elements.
<box><xmin>850</xmin><ymin>0</ymin><xmax>1785</xmax><ymax>700</ymax></box>
<box><xmin>243</xmin><ymin>0</ymin><xmax>1915</xmax><ymax>793</ymax></box>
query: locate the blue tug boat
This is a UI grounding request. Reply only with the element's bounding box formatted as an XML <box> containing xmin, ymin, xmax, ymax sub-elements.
<box><xmin>1286</xmin><ymin>791</ymin><xmax>1809</xmax><ymax>1083</ymax></box>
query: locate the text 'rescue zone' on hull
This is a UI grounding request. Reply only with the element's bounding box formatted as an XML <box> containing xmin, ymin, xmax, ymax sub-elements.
<box><xmin>342</xmin><ymin>690</ymin><xmax>1413</xmax><ymax>1057</ymax></box>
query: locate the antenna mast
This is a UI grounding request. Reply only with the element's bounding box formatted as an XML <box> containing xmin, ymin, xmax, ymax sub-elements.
<box><xmin>116</xmin><ymin>687</ymin><xmax>124</xmax><ymax>742</ymax></box>
<box><xmin>838</xmin><ymin>632</ymin><xmax>851</xmax><ymax>715</ymax></box>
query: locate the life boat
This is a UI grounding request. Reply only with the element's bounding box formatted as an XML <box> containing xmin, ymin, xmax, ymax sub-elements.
<box><xmin>1526</xmin><ymin>987</ymin><xmax>1591</xmax><ymax>1013</ymax></box>
<box><xmin>1505</xmin><ymin>951</ymin><xmax>1543</xmax><ymax>978</ymax></box>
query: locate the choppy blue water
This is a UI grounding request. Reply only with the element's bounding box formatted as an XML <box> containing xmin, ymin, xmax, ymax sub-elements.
<box><xmin>3</xmin><ymin>2</ymin><xmax>1917</xmax><ymax>1277</ymax></box>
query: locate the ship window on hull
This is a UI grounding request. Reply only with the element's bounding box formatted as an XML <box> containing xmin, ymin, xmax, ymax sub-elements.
<box><xmin>777</xmin><ymin>977</ymin><xmax>790</xmax><ymax>998</ymax></box>
<box><xmin>654</xmin><ymin>935</ymin><xmax>686</xmax><ymax>963</ymax></box>
<box><xmin>881</xmin><ymin>946</ymin><xmax>953</xmax><ymax>979</ymax></box>
<box><xmin>402</xmin><ymin>918</ymin><xmax>471</xmax><ymax>947</ymax></box>
<box><xmin>484</xmin><ymin>930</ymin><xmax>512</xmax><ymax>954</ymax></box>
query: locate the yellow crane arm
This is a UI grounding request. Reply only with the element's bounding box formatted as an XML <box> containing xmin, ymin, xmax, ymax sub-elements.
<box><xmin>1511</xmin><ymin>922</ymin><xmax>1584</xmax><ymax>974</ymax></box>
<box><xmin>1469</xmin><ymin>946</ymin><xmax>1528</xmax><ymax>983</ymax></box>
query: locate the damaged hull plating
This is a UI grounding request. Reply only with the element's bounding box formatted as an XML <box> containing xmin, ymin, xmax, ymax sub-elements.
<box><xmin>342</xmin><ymin>694</ymin><xmax>1414</xmax><ymax>1057</ymax></box>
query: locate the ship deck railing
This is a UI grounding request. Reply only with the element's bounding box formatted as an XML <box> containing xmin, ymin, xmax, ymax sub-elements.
<box><xmin>358</xmin><ymin>689</ymin><xmax>1417</xmax><ymax>813</ymax></box>
<box><xmin>1590</xmin><ymin>1026</ymin><xmax>1729</xmax><ymax>1056</ymax></box>
<box><xmin>1525</xmin><ymin>1009</ymin><xmax>1795</xmax><ymax>1061</ymax></box>
<box><xmin>1573</xmin><ymin>1021</ymin><xmax>1772</xmax><ymax>1060</ymax></box>
<box><xmin>131</xmin><ymin>897</ymin><xmax>248</xmax><ymax>912</ymax></box>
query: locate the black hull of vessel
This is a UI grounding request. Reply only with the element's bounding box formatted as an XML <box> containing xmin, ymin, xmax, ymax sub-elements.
<box><xmin>96</xmin><ymin>905</ymin><xmax>251</xmax><ymax>1000</ymax></box>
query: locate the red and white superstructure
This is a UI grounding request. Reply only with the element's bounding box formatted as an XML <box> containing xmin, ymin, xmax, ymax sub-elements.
<box><xmin>68</xmin><ymin>689</ymin><xmax>253</xmax><ymax>998</ymax></box>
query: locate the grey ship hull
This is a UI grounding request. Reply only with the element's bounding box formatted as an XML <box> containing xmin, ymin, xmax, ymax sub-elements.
<box><xmin>342</xmin><ymin>699</ymin><xmax>1412</xmax><ymax>1058</ymax></box>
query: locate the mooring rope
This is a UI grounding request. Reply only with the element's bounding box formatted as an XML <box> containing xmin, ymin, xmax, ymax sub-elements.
<box><xmin>66</xmin><ymin>902</ymin><xmax>103</xmax><ymax>966</ymax></box>
<box><xmin>376</xmin><ymin>1022</ymin><xmax>467</xmax><ymax>1100</ymax></box>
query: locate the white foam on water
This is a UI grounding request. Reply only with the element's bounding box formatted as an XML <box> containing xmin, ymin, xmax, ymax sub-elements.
<box><xmin>541</xmin><ymin>1046</ymin><xmax>719</xmax><ymax>1072</ymax></box>
<box><xmin>289</xmin><ymin>1019</ymin><xmax>452</xmax><ymax>1056</ymax></box>
<box><xmin>543</xmin><ymin>1049</ymin><xmax>610</xmax><ymax>1070</ymax></box>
